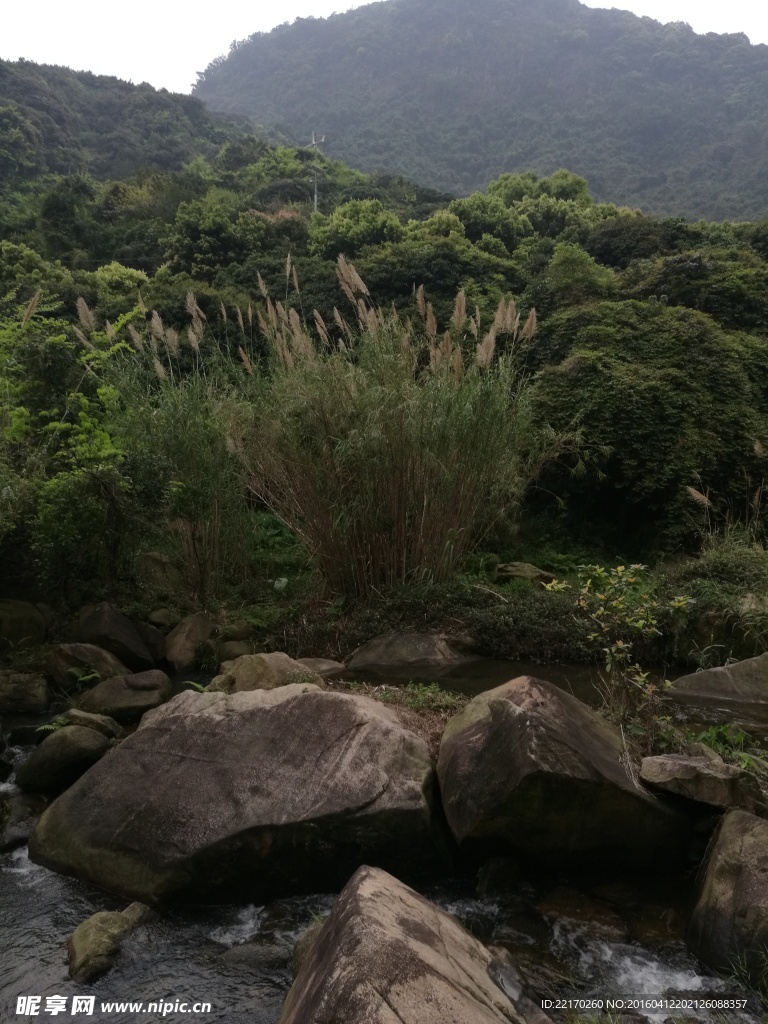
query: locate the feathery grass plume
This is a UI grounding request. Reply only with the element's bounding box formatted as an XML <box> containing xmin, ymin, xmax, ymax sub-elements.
<box><xmin>451</xmin><ymin>289</ymin><xmax>467</xmax><ymax>332</ymax></box>
<box><xmin>128</xmin><ymin>324</ymin><xmax>144</xmax><ymax>351</ymax></box>
<box><xmin>247</xmin><ymin>302</ymin><xmax>253</xmax><ymax>328</ymax></box>
<box><xmin>185</xmin><ymin>291</ymin><xmax>197</xmax><ymax>318</ymax></box>
<box><xmin>416</xmin><ymin>284</ymin><xmax>426</xmax><ymax>319</ymax></box>
<box><xmin>476</xmin><ymin>325</ymin><xmax>497</xmax><ymax>370</ymax></box>
<box><xmin>469</xmin><ymin>306</ymin><xmax>480</xmax><ymax>340</ymax></box>
<box><xmin>236</xmin><ymin>306</ymin><xmax>245</xmax><ymax>334</ymax></box>
<box><xmin>257</xmin><ymin>272</ymin><xmax>268</xmax><ymax>298</ymax></box>
<box><xmin>292</xmin><ymin>265</ymin><xmax>300</xmax><ymax>294</ymax></box>
<box><xmin>186</xmin><ymin>326</ymin><xmax>200</xmax><ymax>352</ymax></box>
<box><xmin>151</xmin><ymin>311</ymin><xmax>164</xmax><ymax>340</ymax></box>
<box><xmin>73</xmin><ymin>325</ymin><xmax>95</xmax><ymax>351</ymax></box>
<box><xmin>686</xmin><ymin>486</ymin><xmax>712</xmax><ymax>507</ymax></box>
<box><xmin>152</xmin><ymin>358</ymin><xmax>166</xmax><ymax>380</ymax></box>
<box><xmin>164</xmin><ymin>328</ymin><xmax>180</xmax><ymax>357</ymax></box>
<box><xmin>137</xmin><ymin>291</ymin><xmax>147</xmax><ymax>314</ymax></box>
<box><xmin>521</xmin><ymin>308</ymin><xmax>537</xmax><ymax>340</ymax></box>
<box><xmin>285</xmin><ymin>254</ymin><xmax>292</xmax><ymax>283</ymax></box>
<box><xmin>238</xmin><ymin>347</ymin><xmax>253</xmax><ymax>374</ymax></box>
<box><xmin>104</xmin><ymin>321</ymin><xmax>116</xmax><ymax>341</ymax></box>
<box><xmin>76</xmin><ymin>297</ymin><xmax>95</xmax><ymax>332</ymax></box>
<box><xmin>425</xmin><ymin>304</ymin><xmax>437</xmax><ymax>340</ymax></box>
<box><xmin>22</xmin><ymin>290</ymin><xmax>40</xmax><ymax>326</ymax></box>
<box><xmin>314</xmin><ymin>310</ymin><xmax>330</xmax><ymax>347</ymax></box>
<box><xmin>219</xmin><ymin>302</ymin><xmax>227</xmax><ymax>323</ymax></box>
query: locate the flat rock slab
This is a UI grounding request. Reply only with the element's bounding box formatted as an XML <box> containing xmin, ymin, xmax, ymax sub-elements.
<box><xmin>77</xmin><ymin>670</ymin><xmax>172</xmax><ymax>724</ymax></box>
<box><xmin>280</xmin><ymin>865</ymin><xmax>548</xmax><ymax>1024</ymax></box>
<box><xmin>437</xmin><ymin>676</ymin><xmax>689</xmax><ymax>870</ymax></box>
<box><xmin>688</xmin><ymin>810</ymin><xmax>768</xmax><ymax>983</ymax></box>
<box><xmin>668</xmin><ymin>654</ymin><xmax>768</xmax><ymax>724</ymax></box>
<box><xmin>0</xmin><ymin>671</ymin><xmax>49</xmax><ymax>714</ymax></box>
<box><xmin>30</xmin><ymin>686</ymin><xmax>439</xmax><ymax>904</ymax></box>
<box><xmin>640</xmin><ymin>754</ymin><xmax>762</xmax><ymax>811</ymax></box>
<box><xmin>347</xmin><ymin>632</ymin><xmax>474</xmax><ymax>674</ymax></box>
<box><xmin>68</xmin><ymin>903</ymin><xmax>155</xmax><ymax>983</ymax></box>
<box><xmin>47</xmin><ymin>645</ymin><xmax>130</xmax><ymax>691</ymax></box>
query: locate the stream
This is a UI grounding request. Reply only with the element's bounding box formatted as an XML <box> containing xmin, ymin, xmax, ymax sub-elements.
<box><xmin>2</xmin><ymin>660</ymin><xmax>765</xmax><ymax>1023</ymax></box>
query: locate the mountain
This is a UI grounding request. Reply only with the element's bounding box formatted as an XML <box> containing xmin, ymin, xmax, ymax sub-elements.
<box><xmin>0</xmin><ymin>58</ymin><xmax>245</xmax><ymax>186</ymax></box>
<box><xmin>193</xmin><ymin>0</ymin><xmax>768</xmax><ymax>220</ymax></box>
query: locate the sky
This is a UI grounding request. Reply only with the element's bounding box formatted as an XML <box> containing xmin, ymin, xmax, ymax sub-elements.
<box><xmin>1</xmin><ymin>0</ymin><xmax>766</xmax><ymax>95</ymax></box>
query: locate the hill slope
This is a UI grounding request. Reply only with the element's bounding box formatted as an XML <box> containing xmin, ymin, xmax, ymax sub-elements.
<box><xmin>193</xmin><ymin>0</ymin><xmax>768</xmax><ymax>220</ymax></box>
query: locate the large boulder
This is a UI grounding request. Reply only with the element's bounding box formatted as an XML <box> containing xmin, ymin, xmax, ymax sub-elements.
<box><xmin>640</xmin><ymin>754</ymin><xmax>763</xmax><ymax>812</ymax></box>
<box><xmin>16</xmin><ymin>726</ymin><xmax>112</xmax><ymax>794</ymax></box>
<box><xmin>0</xmin><ymin>599</ymin><xmax>47</xmax><ymax>652</ymax></box>
<box><xmin>165</xmin><ymin>612</ymin><xmax>215</xmax><ymax>673</ymax></box>
<box><xmin>688</xmin><ymin>810</ymin><xmax>768</xmax><ymax>983</ymax></box>
<box><xmin>280</xmin><ymin>865</ymin><xmax>548</xmax><ymax>1024</ymax></box>
<box><xmin>668</xmin><ymin>654</ymin><xmax>768</xmax><ymax>723</ymax></box>
<box><xmin>78</xmin><ymin>602</ymin><xmax>154</xmax><ymax>671</ymax></box>
<box><xmin>346</xmin><ymin>632</ymin><xmax>473</xmax><ymax>675</ymax></box>
<box><xmin>77</xmin><ymin>670</ymin><xmax>172</xmax><ymax>724</ymax></box>
<box><xmin>437</xmin><ymin>676</ymin><xmax>689</xmax><ymax>869</ymax></box>
<box><xmin>29</xmin><ymin>686</ymin><xmax>441</xmax><ymax>904</ymax></box>
<box><xmin>209</xmin><ymin>652</ymin><xmax>324</xmax><ymax>693</ymax></box>
<box><xmin>68</xmin><ymin>903</ymin><xmax>155</xmax><ymax>983</ymax></box>
<box><xmin>47</xmin><ymin>644</ymin><xmax>130</xmax><ymax>690</ymax></box>
<box><xmin>0</xmin><ymin>671</ymin><xmax>49</xmax><ymax>714</ymax></box>
<box><xmin>57</xmin><ymin>708</ymin><xmax>122</xmax><ymax>740</ymax></box>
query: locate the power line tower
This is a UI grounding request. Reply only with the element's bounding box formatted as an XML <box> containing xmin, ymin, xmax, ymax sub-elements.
<box><xmin>307</xmin><ymin>131</ymin><xmax>325</xmax><ymax>214</ymax></box>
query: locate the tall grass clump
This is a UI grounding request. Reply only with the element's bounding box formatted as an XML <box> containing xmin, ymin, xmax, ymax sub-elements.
<box><xmin>227</xmin><ymin>257</ymin><xmax>573</xmax><ymax>597</ymax></box>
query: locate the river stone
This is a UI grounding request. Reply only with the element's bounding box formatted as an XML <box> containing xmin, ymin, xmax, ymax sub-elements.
<box><xmin>346</xmin><ymin>632</ymin><xmax>473</xmax><ymax>673</ymax></box>
<box><xmin>0</xmin><ymin>671</ymin><xmax>49</xmax><ymax>714</ymax></box>
<box><xmin>47</xmin><ymin>644</ymin><xmax>130</xmax><ymax>691</ymax></box>
<box><xmin>437</xmin><ymin>676</ymin><xmax>689</xmax><ymax>869</ymax></box>
<box><xmin>147</xmin><ymin>608</ymin><xmax>179</xmax><ymax>631</ymax></box>
<box><xmin>668</xmin><ymin>654</ymin><xmax>768</xmax><ymax>722</ymax></box>
<box><xmin>165</xmin><ymin>612</ymin><xmax>215</xmax><ymax>672</ymax></box>
<box><xmin>68</xmin><ymin>902</ymin><xmax>156</xmax><ymax>983</ymax></box>
<box><xmin>218</xmin><ymin>640</ymin><xmax>254</xmax><ymax>662</ymax></box>
<box><xmin>688</xmin><ymin>810</ymin><xmax>768</xmax><ymax>983</ymax></box>
<box><xmin>493</xmin><ymin>562</ymin><xmax>556</xmax><ymax>585</ymax></box>
<box><xmin>279</xmin><ymin>865</ymin><xmax>548</xmax><ymax>1024</ymax></box>
<box><xmin>78</xmin><ymin>602</ymin><xmax>154</xmax><ymax>671</ymax></box>
<box><xmin>77</xmin><ymin>670</ymin><xmax>172</xmax><ymax>724</ymax></box>
<box><xmin>58</xmin><ymin>708</ymin><xmax>122</xmax><ymax>739</ymax></box>
<box><xmin>297</xmin><ymin>658</ymin><xmax>346</xmax><ymax>679</ymax></box>
<box><xmin>0</xmin><ymin>792</ymin><xmax>48</xmax><ymax>852</ymax></box>
<box><xmin>0</xmin><ymin>599</ymin><xmax>47</xmax><ymax>652</ymax></box>
<box><xmin>640</xmin><ymin>754</ymin><xmax>762</xmax><ymax>812</ymax></box>
<box><xmin>135</xmin><ymin>621</ymin><xmax>166</xmax><ymax>665</ymax></box>
<box><xmin>209</xmin><ymin>652</ymin><xmax>324</xmax><ymax>694</ymax></box>
<box><xmin>16</xmin><ymin>726</ymin><xmax>112</xmax><ymax>794</ymax></box>
<box><xmin>29</xmin><ymin>686</ymin><xmax>440</xmax><ymax>904</ymax></box>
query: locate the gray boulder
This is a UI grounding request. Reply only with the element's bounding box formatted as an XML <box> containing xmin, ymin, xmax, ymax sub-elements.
<box><xmin>0</xmin><ymin>791</ymin><xmax>48</xmax><ymax>852</ymax></box>
<box><xmin>297</xmin><ymin>658</ymin><xmax>345</xmax><ymax>679</ymax></box>
<box><xmin>640</xmin><ymin>754</ymin><xmax>763</xmax><ymax>812</ymax></box>
<box><xmin>688</xmin><ymin>810</ymin><xmax>768</xmax><ymax>983</ymax></box>
<box><xmin>668</xmin><ymin>654</ymin><xmax>768</xmax><ymax>723</ymax></box>
<box><xmin>493</xmin><ymin>562</ymin><xmax>556</xmax><ymax>585</ymax></box>
<box><xmin>280</xmin><ymin>865</ymin><xmax>548</xmax><ymax>1024</ymax></box>
<box><xmin>68</xmin><ymin>903</ymin><xmax>156</xmax><ymax>983</ymax></box>
<box><xmin>0</xmin><ymin>671</ymin><xmax>49</xmax><ymax>714</ymax></box>
<box><xmin>77</xmin><ymin>670</ymin><xmax>172</xmax><ymax>724</ymax></box>
<box><xmin>218</xmin><ymin>640</ymin><xmax>254</xmax><ymax>662</ymax></box>
<box><xmin>165</xmin><ymin>612</ymin><xmax>215</xmax><ymax>672</ymax></box>
<box><xmin>209</xmin><ymin>652</ymin><xmax>324</xmax><ymax>694</ymax></box>
<box><xmin>437</xmin><ymin>676</ymin><xmax>689</xmax><ymax>869</ymax></box>
<box><xmin>29</xmin><ymin>686</ymin><xmax>440</xmax><ymax>904</ymax></box>
<box><xmin>78</xmin><ymin>602</ymin><xmax>154</xmax><ymax>671</ymax></box>
<box><xmin>346</xmin><ymin>632</ymin><xmax>473</xmax><ymax>674</ymax></box>
<box><xmin>58</xmin><ymin>708</ymin><xmax>122</xmax><ymax>739</ymax></box>
<box><xmin>0</xmin><ymin>599</ymin><xmax>47</xmax><ymax>652</ymax></box>
<box><xmin>47</xmin><ymin>644</ymin><xmax>130</xmax><ymax>691</ymax></box>
<box><xmin>16</xmin><ymin>726</ymin><xmax>112</xmax><ymax>794</ymax></box>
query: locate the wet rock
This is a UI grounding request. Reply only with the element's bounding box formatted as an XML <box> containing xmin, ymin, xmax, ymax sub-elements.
<box><xmin>629</xmin><ymin>904</ymin><xmax>685</xmax><ymax>945</ymax></box>
<box><xmin>77</xmin><ymin>670</ymin><xmax>172</xmax><ymax>724</ymax></box>
<box><xmin>280</xmin><ymin>865</ymin><xmax>548</xmax><ymax>1024</ymax></box>
<box><xmin>147</xmin><ymin>608</ymin><xmax>179</xmax><ymax>631</ymax></box>
<box><xmin>165</xmin><ymin>612</ymin><xmax>215</xmax><ymax>673</ymax></box>
<box><xmin>0</xmin><ymin>599</ymin><xmax>47</xmax><ymax>652</ymax></box>
<box><xmin>134</xmin><ymin>622</ymin><xmax>166</xmax><ymax>664</ymax></box>
<box><xmin>30</xmin><ymin>687</ymin><xmax>441</xmax><ymax>904</ymax></box>
<box><xmin>58</xmin><ymin>709</ymin><xmax>122</xmax><ymax>739</ymax></box>
<box><xmin>346</xmin><ymin>632</ymin><xmax>473</xmax><ymax>673</ymax></box>
<box><xmin>222</xmin><ymin>942</ymin><xmax>291</xmax><ymax>972</ymax></box>
<box><xmin>67</xmin><ymin>903</ymin><xmax>156</xmax><ymax>983</ymax></box>
<box><xmin>291</xmin><ymin>919</ymin><xmax>325</xmax><ymax>977</ymax></box>
<box><xmin>209</xmin><ymin>652</ymin><xmax>324</xmax><ymax>694</ymax></box>
<box><xmin>47</xmin><ymin>644</ymin><xmax>130</xmax><ymax>691</ymax></box>
<box><xmin>297</xmin><ymin>658</ymin><xmax>345</xmax><ymax>679</ymax></box>
<box><xmin>477</xmin><ymin>856</ymin><xmax>523</xmax><ymax>896</ymax></box>
<box><xmin>0</xmin><ymin>671</ymin><xmax>49</xmax><ymax>714</ymax></box>
<box><xmin>668</xmin><ymin>654</ymin><xmax>768</xmax><ymax>723</ymax></box>
<box><xmin>0</xmin><ymin>792</ymin><xmax>48</xmax><ymax>851</ymax></box>
<box><xmin>537</xmin><ymin>887</ymin><xmax>628</xmax><ymax>941</ymax></box>
<box><xmin>78</xmin><ymin>602</ymin><xmax>154</xmax><ymax>672</ymax></box>
<box><xmin>437</xmin><ymin>676</ymin><xmax>690</xmax><ymax>870</ymax></box>
<box><xmin>493</xmin><ymin>562</ymin><xmax>556</xmax><ymax>586</ymax></box>
<box><xmin>16</xmin><ymin>726</ymin><xmax>112</xmax><ymax>794</ymax></box>
<box><xmin>640</xmin><ymin>754</ymin><xmax>762</xmax><ymax>811</ymax></box>
<box><xmin>688</xmin><ymin>809</ymin><xmax>768</xmax><ymax>983</ymax></box>
<box><xmin>218</xmin><ymin>640</ymin><xmax>254</xmax><ymax>662</ymax></box>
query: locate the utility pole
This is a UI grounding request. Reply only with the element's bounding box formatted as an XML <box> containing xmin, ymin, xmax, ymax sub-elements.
<box><xmin>307</xmin><ymin>132</ymin><xmax>325</xmax><ymax>214</ymax></box>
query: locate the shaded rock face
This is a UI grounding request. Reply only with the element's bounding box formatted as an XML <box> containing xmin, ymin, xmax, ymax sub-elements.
<box><xmin>0</xmin><ymin>671</ymin><xmax>49</xmax><ymax>714</ymax></box>
<box><xmin>297</xmin><ymin>658</ymin><xmax>345</xmax><ymax>679</ymax></box>
<box><xmin>77</xmin><ymin>670</ymin><xmax>172</xmax><ymax>724</ymax></box>
<box><xmin>437</xmin><ymin>677</ymin><xmax>689</xmax><ymax>870</ymax></box>
<box><xmin>29</xmin><ymin>687</ymin><xmax>439</xmax><ymax>904</ymax></box>
<box><xmin>668</xmin><ymin>654</ymin><xmax>768</xmax><ymax>723</ymax></box>
<box><xmin>58</xmin><ymin>708</ymin><xmax>122</xmax><ymax>739</ymax></box>
<box><xmin>16</xmin><ymin>726</ymin><xmax>112</xmax><ymax>794</ymax></box>
<box><xmin>347</xmin><ymin>632</ymin><xmax>474</xmax><ymax>673</ymax></box>
<box><xmin>0</xmin><ymin>792</ymin><xmax>48</xmax><ymax>852</ymax></box>
<box><xmin>688</xmin><ymin>810</ymin><xmax>768</xmax><ymax>983</ymax></box>
<box><xmin>78</xmin><ymin>602</ymin><xmax>154</xmax><ymax>672</ymax></box>
<box><xmin>280</xmin><ymin>865</ymin><xmax>542</xmax><ymax>1024</ymax></box>
<box><xmin>68</xmin><ymin>903</ymin><xmax>155</xmax><ymax>983</ymax></box>
<box><xmin>209</xmin><ymin>652</ymin><xmax>324</xmax><ymax>694</ymax></box>
<box><xmin>47</xmin><ymin>645</ymin><xmax>129</xmax><ymax>690</ymax></box>
<box><xmin>165</xmin><ymin>612</ymin><xmax>215</xmax><ymax>673</ymax></box>
<box><xmin>0</xmin><ymin>599</ymin><xmax>47</xmax><ymax>652</ymax></box>
<box><xmin>640</xmin><ymin>754</ymin><xmax>763</xmax><ymax>812</ymax></box>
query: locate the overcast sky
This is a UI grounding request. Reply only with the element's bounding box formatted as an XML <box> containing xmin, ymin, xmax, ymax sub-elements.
<box><xmin>1</xmin><ymin>0</ymin><xmax>766</xmax><ymax>95</ymax></box>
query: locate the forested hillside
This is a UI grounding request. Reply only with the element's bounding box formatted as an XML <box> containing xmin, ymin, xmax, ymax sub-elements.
<box><xmin>194</xmin><ymin>0</ymin><xmax>768</xmax><ymax>220</ymax></box>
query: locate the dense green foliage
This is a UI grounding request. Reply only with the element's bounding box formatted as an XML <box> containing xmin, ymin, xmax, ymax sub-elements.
<box><xmin>194</xmin><ymin>0</ymin><xmax>768</xmax><ymax>221</ymax></box>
